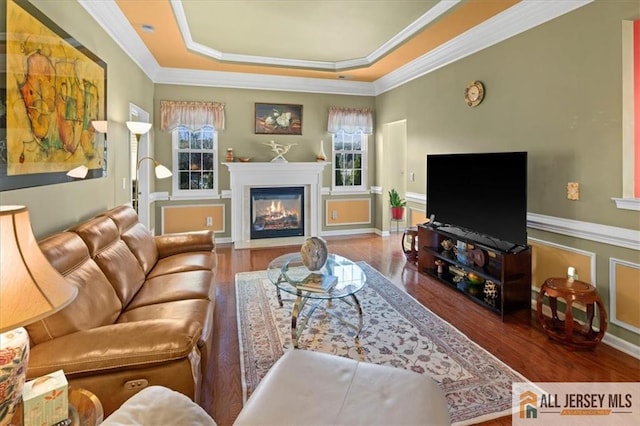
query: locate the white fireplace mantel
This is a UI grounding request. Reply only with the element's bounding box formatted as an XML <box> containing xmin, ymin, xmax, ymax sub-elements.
<box><xmin>223</xmin><ymin>162</ymin><xmax>330</xmax><ymax>248</ymax></box>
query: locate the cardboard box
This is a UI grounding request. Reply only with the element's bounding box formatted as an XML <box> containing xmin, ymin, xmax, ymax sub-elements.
<box><xmin>22</xmin><ymin>369</ymin><xmax>68</xmax><ymax>426</ymax></box>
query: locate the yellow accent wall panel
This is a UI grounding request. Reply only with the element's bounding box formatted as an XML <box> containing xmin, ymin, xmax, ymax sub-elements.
<box><xmin>326</xmin><ymin>199</ymin><xmax>371</xmax><ymax>226</ymax></box>
<box><xmin>162</xmin><ymin>205</ymin><xmax>225</xmax><ymax>234</ymax></box>
<box><xmin>610</xmin><ymin>258</ymin><xmax>640</xmax><ymax>333</ymax></box>
<box><xmin>409</xmin><ymin>208</ymin><xmax>427</xmax><ymax>227</ymax></box>
<box><xmin>529</xmin><ymin>239</ymin><xmax>595</xmax><ymax>289</ymax></box>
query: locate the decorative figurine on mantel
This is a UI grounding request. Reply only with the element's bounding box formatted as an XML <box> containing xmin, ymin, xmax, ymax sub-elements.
<box><xmin>316</xmin><ymin>140</ymin><xmax>327</xmax><ymax>161</ymax></box>
<box><xmin>263</xmin><ymin>140</ymin><xmax>297</xmax><ymax>163</ymax></box>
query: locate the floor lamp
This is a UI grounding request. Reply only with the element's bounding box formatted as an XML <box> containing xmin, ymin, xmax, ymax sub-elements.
<box><xmin>0</xmin><ymin>206</ymin><xmax>78</xmax><ymax>425</ymax></box>
<box><xmin>126</xmin><ymin>121</ymin><xmax>153</xmax><ymax>212</ymax></box>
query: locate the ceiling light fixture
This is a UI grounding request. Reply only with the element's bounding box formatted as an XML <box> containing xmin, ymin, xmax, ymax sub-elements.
<box><xmin>141</xmin><ymin>24</ymin><xmax>155</xmax><ymax>33</ymax></box>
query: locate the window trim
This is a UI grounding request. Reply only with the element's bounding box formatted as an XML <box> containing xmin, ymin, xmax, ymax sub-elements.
<box><xmin>617</xmin><ymin>20</ymin><xmax>640</xmax><ymax>210</ymax></box>
<box><xmin>331</xmin><ymin>130</ymin><xmax>368</xmax><ymax>193</ymax></box>
<box><xmin>171</xmin><ymin>126</ymin><xmax>219</xmax><ymax>198</ymax></box>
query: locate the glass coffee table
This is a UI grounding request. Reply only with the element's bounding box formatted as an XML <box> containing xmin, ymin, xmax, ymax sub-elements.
<box><xmin>267</xmin><ymin>253</ymin><xmax>367</xmax><ymax>348</ymax></box>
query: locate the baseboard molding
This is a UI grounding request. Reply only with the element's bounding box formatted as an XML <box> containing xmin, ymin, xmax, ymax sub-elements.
<box><xmin>321</xmin><ymin>227</ymin><xmax>378</xmax><ymax>237</ymax></box>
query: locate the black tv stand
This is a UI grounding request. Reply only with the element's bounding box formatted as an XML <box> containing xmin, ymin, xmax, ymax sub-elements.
<box><xmin>417</xmin><ymin>224</ymin><xmax>532</xmax><ymax>320</ymax></box>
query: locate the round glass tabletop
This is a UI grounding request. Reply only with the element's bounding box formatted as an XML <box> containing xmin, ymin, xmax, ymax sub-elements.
<box><xmin>267</xmin><ymin>252</ymin><xmax>366</xmax><ymax>300</ymax></box>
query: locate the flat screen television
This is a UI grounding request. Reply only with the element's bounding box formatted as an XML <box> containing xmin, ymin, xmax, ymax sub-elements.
<box><xmin>426</xmin><ymin>151</ymin><xmax>528</xmax><ymax>250</ymax></box>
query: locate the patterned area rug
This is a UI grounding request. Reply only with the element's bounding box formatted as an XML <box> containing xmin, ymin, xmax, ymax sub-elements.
<box><xmin>236</xmin><ymin>262</ymin><xmax>527</xmax><ymax>425</ymax></box>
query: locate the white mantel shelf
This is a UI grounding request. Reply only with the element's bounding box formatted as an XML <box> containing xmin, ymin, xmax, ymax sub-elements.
<box><xmin>222</xmin><ymin>161</ymin><xmax>329</xmax><ymax>172</ymax></box>
<box><xmin>222</xmin><ymin>161</ymin><xmax>330</xmax><ymax>248</ymax></box>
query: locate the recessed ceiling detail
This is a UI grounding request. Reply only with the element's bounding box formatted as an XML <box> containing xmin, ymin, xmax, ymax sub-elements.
<box><xmin>81</xmin><ymin>0</ymin><xmax>594</xmax><ymax>95</ymax></box>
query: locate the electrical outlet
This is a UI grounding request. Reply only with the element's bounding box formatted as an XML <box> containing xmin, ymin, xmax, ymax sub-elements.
<box><xmin>206</xmin><ymin>216</ymin><xmax>213</xmax><ymax>227</ymax></box>
<box><xmin>332</xmin><ymin>211</ymin><xmax>338</xmax><ymax>220</ymax></box>
<box><xmin>410</xmin><ymin>172</ymin><xmax>415</xmax><ymax>182</ymax></box>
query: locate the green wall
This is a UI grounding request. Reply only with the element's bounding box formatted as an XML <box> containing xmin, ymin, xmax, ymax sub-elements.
<box><xmin>374</xmin><ymin>0</ymin><xmax>640</xmax><ymax>346</ymax></box>
<box><xmin>376</xmin><ymin>0</ymin><xmax>638</xmax><ymax>230</ymax></box>
<box><xmin>152</xmin><ymin>85</ymin><xmax>375</xmax><ymax>238</ymax></box>
<box><xmin>0</xmin><ymin>0</ymin><xmax>154</xmax><ymax>236</ymax></box>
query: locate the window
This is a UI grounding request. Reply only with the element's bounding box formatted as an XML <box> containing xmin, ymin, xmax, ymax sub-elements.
<box><xmin>172</xmin><ymin>126</ymin><xmax>218</xmax><ymax>197</ymax></box>
<box><xmin>332</xmin><ymin>129</ymin><xmax>367</xmax><ymax>191</ymax></box>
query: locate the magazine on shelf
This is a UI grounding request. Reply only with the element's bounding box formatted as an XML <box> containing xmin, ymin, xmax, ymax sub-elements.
<box><xmin>296</xmin><ymin>273</ymin><xmax>338</xmax><ymax>293</ymax></box>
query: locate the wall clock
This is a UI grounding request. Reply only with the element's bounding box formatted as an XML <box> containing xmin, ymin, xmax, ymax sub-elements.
<box><xmin>465</xmin><ymin>81</ymin><xmax>485</xmax><ymax>107</ymax></box>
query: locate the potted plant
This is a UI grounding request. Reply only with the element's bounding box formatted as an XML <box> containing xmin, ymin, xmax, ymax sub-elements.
<box><xmin>388</xmin><ymin>188</ymin><xmax>407</xmax><ymax>220</ymax></box>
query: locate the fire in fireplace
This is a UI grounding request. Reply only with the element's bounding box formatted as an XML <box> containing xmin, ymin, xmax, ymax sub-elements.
<box><xmin>250</xmin><ymin>187</ymin><xmax>304</xmax><ymax>239</ymax></box>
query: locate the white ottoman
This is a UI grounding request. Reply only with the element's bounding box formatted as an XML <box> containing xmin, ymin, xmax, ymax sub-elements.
<box><xmin>101</xmin><ymin>386</ymin><xmax>216</xmax><ymax>426</ymax></box>
<box><xmin>234</xmin><ymin>350</ymin><xmax>451</xmax><ymax>426</ymax></box>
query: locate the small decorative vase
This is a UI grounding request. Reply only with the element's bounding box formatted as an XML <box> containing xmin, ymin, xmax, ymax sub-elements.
<box><xmin>0</xmin><ymin>328</ymin><xmax>29</xmax><ymax>426</ymax></box>
<box><xmin>300</xmin><ymin>237</ymin><xmax>328</xmax><ymax>271</ymax></box>
<box><xmin>316</xmin><ymin>140</ymin><xmax>327</xmax><ymax>161</ymax></box>
<box><xmin>225</xmin><ymin>148</ymin><xmax>234</xmax><ymax>162</ymax></box>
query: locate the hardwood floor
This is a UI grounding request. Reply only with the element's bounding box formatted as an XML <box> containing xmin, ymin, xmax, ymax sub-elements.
<box><xmin>205</xmin><ymin>233</ymin><xmax>640</xmax><ymax>426</ymax></box>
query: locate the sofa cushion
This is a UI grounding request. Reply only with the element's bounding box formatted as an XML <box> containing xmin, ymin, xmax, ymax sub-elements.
<box><xmin>27</xmin><ymin>319</ymin><xmax>202</xmax><ymax>377</ymax></box>
<box><xmin>118</xmin><ymin>300</ymin><xmax>213</xmax><ymax>350</ymax></box>
<box><xmin>73</xmin><ymin>216</ymin><xmax>146</xmax><ymax>307</ymax></box>
<box><xmin>118</xmin><ymin>299</ymin><xmax>211</xmax><ymax>325</ymax></box>
<box><xmin>126</xmin><ymin>270</ymin><xmax>214</xmax><ymax>310</ymax></box>
<box><xmin>147</xmin><ymin>252</ymin><xmax>217</xmax><ymax>280</ymax></box>
<box><xmin>103</xmin><ymin>205</ymin><xmax>159</xmax><ymax>275</ymax></box>
<box><xmin>27</xmin><ymin>232</ymin><xmax>122</xmax><ymax>344</ymax></box>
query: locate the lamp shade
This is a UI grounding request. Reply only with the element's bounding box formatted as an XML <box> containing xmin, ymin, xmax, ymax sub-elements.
<box><xmin>91</xmin><ymin>120</ymin><xmax>108</xmax><ymax>134</ymax></box>
<box><xmin>154</xmin><ymin>163</ymin><xmax>173</xmax><ymax>179</ymax></box>
<box><xmin>0</xmin><ymin>206</ymin><xmax>78</xmax><ymax>332</ymax></box>
<box><xmin>66</xmin><ymin>165</ymin><xmax>89</xmax><ymax>179</ymax></box>
<box><xmin>137</xmin><ymin>157</ymin><xmax>173</xmax><ymax>179</ymax></box>
<box><xmin>126</xmin><ymin>121</ymin><xmax>152</xmax><ymax>135</ymax></box>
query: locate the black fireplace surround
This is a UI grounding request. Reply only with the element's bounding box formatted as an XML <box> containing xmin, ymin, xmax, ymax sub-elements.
<box><xmin>250</xmin><ymin>186</ymin><xmax>304</xmax><ymax>239</ymax></box>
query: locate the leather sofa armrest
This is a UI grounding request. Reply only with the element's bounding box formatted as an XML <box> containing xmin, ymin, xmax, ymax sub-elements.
<box><xmin>27</xmin><ymin>319</ymin><xmax>203</xmax><ymax>378</ymax></box>
<box><xmin>154</xmin><ymin>231</ymin><xmax>215</xmax><ymax>258</ymax></box>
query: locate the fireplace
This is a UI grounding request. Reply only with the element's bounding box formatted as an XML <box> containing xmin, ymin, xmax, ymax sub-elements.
<box><xmin>250</xmin><ymin>187</ymin><xmax>304</xmax><ymax>239</ymax></box>
<box><xmin>223</xmin><ymin>162</ymin><xmax>330</xmax><ymax>248</ymax></box>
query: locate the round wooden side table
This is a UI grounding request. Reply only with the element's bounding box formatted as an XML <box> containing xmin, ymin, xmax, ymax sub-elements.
<box><xmin>536</xmin><ymin>277</ymin><xmax>608</xmax><ymax>349</ymax></box>
<box><xmin>402</xmin><ymin>226</ymin><xmax>419</xmax><ymax>263</ymax></box>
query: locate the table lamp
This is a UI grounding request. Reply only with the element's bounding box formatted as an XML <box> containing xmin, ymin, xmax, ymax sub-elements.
<box><xmin>0</xmin><ymin>206</ymin><xmax>78</xmax><ymax>425</ymax></box>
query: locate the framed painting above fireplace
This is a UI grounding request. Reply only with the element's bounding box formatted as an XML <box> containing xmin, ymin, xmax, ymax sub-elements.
<box><xmin>255</xmin><ymin>103</ymin><xmax>302</xmax><ymax>135</ymax></box>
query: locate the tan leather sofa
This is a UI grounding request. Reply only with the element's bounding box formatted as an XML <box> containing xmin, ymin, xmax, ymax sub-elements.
<box><xmin>25</xmin><ymin>205</ymin><xmax>216</xmax><ymax>416</ymax></box>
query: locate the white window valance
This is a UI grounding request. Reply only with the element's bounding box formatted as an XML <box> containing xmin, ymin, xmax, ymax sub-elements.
<box><xmin>327</xmin><ymin>107</ymin><xmax>373</xmax><ymax>134</ymax></box>
<box><xmin>160</xmin><ymin>100</ymin><xmax>226</xmax><ymax>131</ymax></box>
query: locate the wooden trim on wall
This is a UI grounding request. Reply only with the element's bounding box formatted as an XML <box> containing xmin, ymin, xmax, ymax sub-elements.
<box><xmin>161</xmin><ymin>204</ymin><xmax>225</xmax><ymax>234</ymax></box>
<box><xmin>609</xmin><ymin>258</ymin><xmax>640</xmax><ymax>334</ymax></box>
<box><xmin>325</xmin><ymin>198</ymin><xmax>371</xmax><ymax>226</ymax></box>
<box><xmin>528</xmin><ymin>238</ymin><xmax>596</xmax><ymax>290</ymax></box>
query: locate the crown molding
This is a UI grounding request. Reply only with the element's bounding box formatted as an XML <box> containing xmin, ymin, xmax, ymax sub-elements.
<box><xmin>374</xmin><ymin>0</ymin><xmax>593</xmax><ymax>94</ymax></box>
<box><xmin>153</xmin><ymin>68</ymin><xmax>376</xmax><ymax>96</ymax></box>
<box><xmin>80</xmin><ymin>0</ymin><xmax>593</xmax><ymax>96</ymax></box>
<box><xmin>77</xmin><ymin>0</ymin><xmax>160</xmax><ymax>81</ymax></box>
<box><xmin>170</xmin><ymin>0</ymin><xmax>460</xmax><ymax>71</ymax></box>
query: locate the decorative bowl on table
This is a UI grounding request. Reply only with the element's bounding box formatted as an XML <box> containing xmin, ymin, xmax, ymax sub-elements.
<box><xmin>238</xmin><ymin>157</ymin><xmax>251</xmax><ymax>162</ymax></box>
